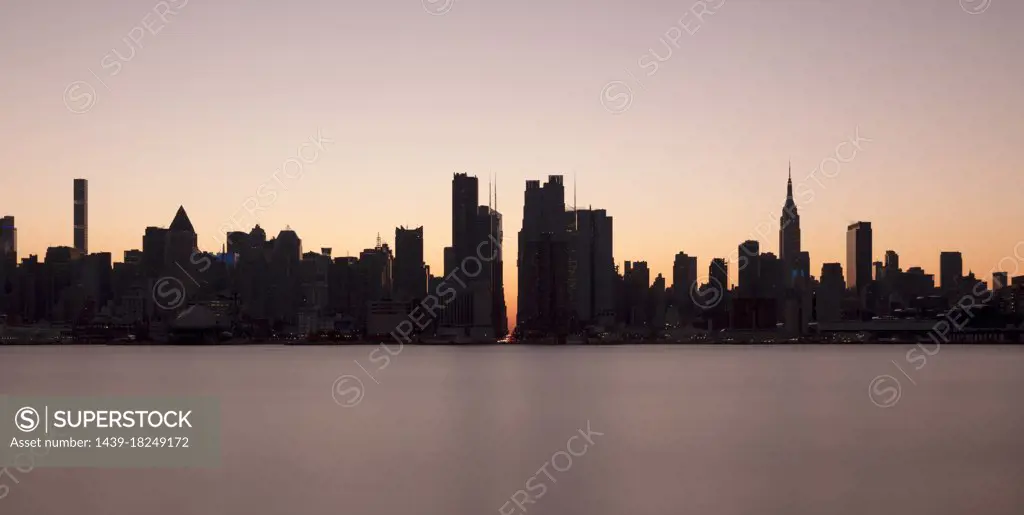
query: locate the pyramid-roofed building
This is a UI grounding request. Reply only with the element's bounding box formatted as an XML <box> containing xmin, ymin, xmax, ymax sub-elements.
<box><xmin>169</xmin><ymin>206</ymin><xmax>195</xmax><ymax>233</ymax></box>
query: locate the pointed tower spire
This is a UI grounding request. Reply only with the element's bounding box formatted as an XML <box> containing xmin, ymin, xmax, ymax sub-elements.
<box><xmin>786</xmin><ymin>160</ymin><xmax>794</xmax><ymax>200</ymax></box>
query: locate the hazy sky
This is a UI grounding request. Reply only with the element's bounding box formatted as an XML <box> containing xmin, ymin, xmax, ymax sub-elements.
<box><xmin>1</xmin><ymin>0</ymin><xmax>1022</xmax><ymax>323</ymax></box>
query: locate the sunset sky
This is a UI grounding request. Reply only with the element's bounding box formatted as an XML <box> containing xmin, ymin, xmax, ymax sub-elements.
<box><xmin>1</xmin><ymin>0</ymin><xmax>1022</xmax><ymax>325</ymax></box>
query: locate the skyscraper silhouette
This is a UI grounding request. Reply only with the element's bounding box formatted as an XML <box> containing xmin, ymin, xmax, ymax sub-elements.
<box><xmin>884</xmin><ymin>250</ymin><xmax>900</xmax><ymax>272</ymax></box>
<box><xmin>451</xmin><ymin>173</ymin><xmax>478</xmax><ymax>267</ymax></box>
<box><xmin>566</xmin><ymin>208</ymin><xmax>614</xmax><ymax>325</ymax></box>
<box><xmin>0</xmin><ymin>216</ymin><xmax>16</xmax><ymax>263</ymax></box>
<box><xmin>737</xmin><ymin>240</ymin><xmax>760</xmax><ymax>298</ymax></box>
<box><xmin>518</xmin><ymin>176</ymin><xmax>567</xmax><ymax>330</ymax></box>
<box><xmin>779</xmin><ymin>163</ymin><xmax>801</xmax><ymax>287</ymax></box>
<box><xmin>444</xmin><ymin>174</ymin><xmax>479</xmax><ymax>332</ymax></box>
<box><xmin>709</xmin><ymin>258</ymin><xmax>728</xmax><ymax>294</ymax></box>
<box><xmin>623</xmin><ymin>260</ymin><xmax>650</xmax><ymax>328</ymax></box>
<box><xmin>846</xmin><ymin>222</ymin><xmax>872</xmax><ymax>294</ymax></box>
<box><xmin>672</xmin><ymin>252</ymin><xmax>698</xmax><ymax>316</ymax></box>
<box><xmin>441</xmin><ymin>173</ymin><xmax>507</xmax><ymax>339</ymax></box>
<box><xmin>474</xmin><ymin>203</ymin><xmax>507</xmax><ymax>337</ymax></box>
<box><xmin>394</xmin><ymin>226</ymin><xmax>426</xmax><ymax>302</ymax></box>
<box><xmin>818</xmin><ymin>263</ymin><xmax>845</xmax><ymax>322</ymax></box>
<box><xmin>940</xmin><ymin>251</ymin><xmax>963</xmax><ymax>291</ymax></box>
<box><xmin>73</xmin><ymin>178</ymin><xmax>88</xmax><ymax>254</ymax></box>
<box><xmin>166</xmin><ymin>205</ymin><xmax>198</xmax><ymax>268</ymax></box>
<box><xmin>0</xmin><ymin>216</ymin><xmax>16</xmax><ymax>317</ymax></box>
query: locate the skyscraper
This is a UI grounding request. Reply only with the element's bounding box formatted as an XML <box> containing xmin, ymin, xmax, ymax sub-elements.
<box><xmin>672</xmin><ymin>252</ymin><xmax>698</xmax><ymax>315</ymax></box>
<box><xmin>650</xmin><ymin>274</ymin><xmax>667</xmax><ymax>327</ymax></box>
<box><xmin>394</xmin><ymin>226</ymin><xmax>426</xmax><ymax>301</ymax></box>
<box><xmin>142</xmin><ymin>226</ymin><xmax>168</xmax><ymax>278</ymax></box>
<box><xmin>358</xmin><ymin>239</ymin><xmax>392</xmax><ymax>302</ymax></box>
<box><xmin>0</xmin><ymin>216</ymin><xmax>15</xmax><ymax>315</ymax></box>
<box><xmin>846</xmin><ymin>222</ymin><xmax>872</xmax><ymax>294</ymax></box>
<box><xmin>818</xmin><ymin>263</ymin><xmax>845</xmax><ymax>322</ymax></box>
<box><xmin>518</xmin><ymin>175</ymin><xmax>567</xmax><ymax>329</ymax></box>
<box><xmin>737</xmin><ymin>240</ymin><xmax>760</xmax><ymax>297</ymax></box>
<box><xmin>451</xmin><ymin>173</ymin><xmax>479</xmax><ymax>267</ymax></box>
<box><xmin>623</xmin><ymin>260</ymin><xmax>650</xmax><ymax>327</ymax></box>
<box><xmin>443</xmin><ymin>174</ymin><xmax>480</xmax><ymax>333</ymax></box>
<box><xmin>166</xmin><ymin>205</ymin><xmax>198</xmax><ymax>268</ymax></box>
<box><xmin>0</xmin><ymin>216</ymin><xmax>16</xmax><ymax>262</ymax></box>
<box><xmin>443</xmin><ymin>174</ymin><xmax>507</xmax><ymax>338</ymax></box>
<box><xmin>567</xmin><ymin>208</ymin><xmax>614</xmax><ymax>324</ymax></box>
<box><xmin>73</xmin><ymin>178</ymin><xmax>88</xmax><ymax>254</ymax></box>
<box><xmin>519</xmin><ymin>233</ymin><xmax>570</xmax><ymax>333</ymax></box>
<box><xmin>940</xmin><ymin>251</ymin><xmax>963</xmax><ymax>291</ymax></box>
<box><xmin>481</xmin><ymin>205</ymin><xmax>508</xmax><ymax>337</ymax></box>
<box><xmin>473</xmin><ymin>204</ymin><xmax>507</xmax><ymax>337</ymax></box>
<box><xmin>757</xmin><ymin>252</ymin><xmax>782</xmax><ymax>303</ymax></box>
<box><xmin>709</xmin><ymin>258</ymin><xmax>728</xmax><ymax>294</ymax></box>
<box><xmin>779</xmin><ymin>163</ymin><xmax>801</xmax><ymax>286</ymax></box>
<box><xmin>884</xmin><ymin>250</ymin><xmax>900</xmax><ymax>271</ymax></box>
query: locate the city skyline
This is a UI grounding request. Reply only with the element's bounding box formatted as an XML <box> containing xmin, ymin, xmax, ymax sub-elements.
<box><xmin>2</xmin><ymin>171</ymin><xmax>1022</xmax><ymax>332</ymax></box>
<box><xmin>2</xmin><ymin>2</ymin><xmax>1023</xmax><ymax>327</ymax></box>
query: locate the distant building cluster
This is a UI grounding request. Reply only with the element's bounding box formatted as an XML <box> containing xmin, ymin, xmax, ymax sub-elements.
<box><xmin>1</xmin><ymin>173</ymin><xmax>1022</xmax><ymax>343</ymax></box>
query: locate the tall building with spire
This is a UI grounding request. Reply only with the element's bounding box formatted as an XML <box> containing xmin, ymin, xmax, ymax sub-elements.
<box><xmin>779</xmin><ymin>162</ymin><xmax>801</xmax><ymax>287</ymax></box>
<box><xmin>440</xmin><ymin>173</ymin><xmax>508</xmax><ymax>340</ymax></box>
<box><xmin>567</xmin><ymin>207</ymin><xmax>614</xmax><ymax>326</ymax></box>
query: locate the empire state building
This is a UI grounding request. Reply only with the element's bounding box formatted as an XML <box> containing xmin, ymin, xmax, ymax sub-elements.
<box><xmin>779</xmin><ymin>163</ymin><xmax>801</xmax><ymax>287</ymax></box>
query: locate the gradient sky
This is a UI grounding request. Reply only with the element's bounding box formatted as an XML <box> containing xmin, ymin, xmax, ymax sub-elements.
<box><xmin>1</xmin><ymin>0</ymin><xmax>1022</xmax><ymax>325</ymax></box>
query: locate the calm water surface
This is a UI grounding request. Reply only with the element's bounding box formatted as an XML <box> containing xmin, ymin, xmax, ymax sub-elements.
<box><xmin>2</xmin><ymin>345</ymin><xmax>1023</xmax><ymax>515</ymax></box>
